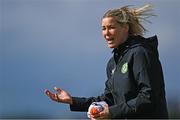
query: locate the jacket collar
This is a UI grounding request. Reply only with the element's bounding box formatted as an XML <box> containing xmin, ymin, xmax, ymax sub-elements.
<box><xmin>112</xmin><ymin>35</ymin><xmax>135</xmax><ymax>54</ymax></box>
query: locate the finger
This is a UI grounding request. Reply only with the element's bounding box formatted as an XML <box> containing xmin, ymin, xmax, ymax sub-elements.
<box><xmin>45</xmin><ymin>89</ymin><xmax>57</xmax><ymax>101</ymax></box>
<box><xmin>90</xmin><ymin>113</ymin><xmax>100</xmax><ymax>118</ymax></box>
<box><xmin>98</xmin><ymin>112</ymin><xmax>105</xmax><ymax>119</ymax></box>
<box><xmin>54</xmin><ymin>86</ymin><xmax>62</xmax><ymax>93</ymax></box>
<box><xmin>44</xmin><ymin>89</ymin><xmax>51</xmax><ymax>96</ymax></box>
<box><xmin>91</xmin><ymin>110</ymin><xmax>105</xmax><ymax>119</ymax></box>
<box><xmin>55</xmin><ymin>93</ymin><xmax>62</xmax><ymax>102</ymax></box>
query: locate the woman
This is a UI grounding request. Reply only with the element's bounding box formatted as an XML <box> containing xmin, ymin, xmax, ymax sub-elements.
<box><xmin>45</xmin><ymin>4</ymin><xmax>168</xmax><ymax>119</ymax></box>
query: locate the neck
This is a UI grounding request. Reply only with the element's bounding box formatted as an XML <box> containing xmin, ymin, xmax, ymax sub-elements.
<box><xmin>116</xmin><ymin>34</ymin><xmax>129</xmax><ymax>49</ymax></box>
<box><xmin>123</xmin><ymin>34</ymin><xmax>129</xmax><ymax>43</ymax></box>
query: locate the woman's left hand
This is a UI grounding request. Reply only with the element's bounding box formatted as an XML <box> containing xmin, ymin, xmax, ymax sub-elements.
<box><xmin>90</xmin><ymin>103</ymin><xmax>110</xmax><ymax>119</ymax></box>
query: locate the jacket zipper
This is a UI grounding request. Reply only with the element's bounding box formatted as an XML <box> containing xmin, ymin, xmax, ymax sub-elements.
<box><xmin>111</xmin><ymin>55</ymin><xmax>123</xmax><ymax>101</ymax></box>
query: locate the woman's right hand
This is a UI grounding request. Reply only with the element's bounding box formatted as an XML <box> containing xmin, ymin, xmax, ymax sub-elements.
<box><xmin>45</xmin><ymin>87</ymin><xmax>73</xmax><ymax>105</ymax></box>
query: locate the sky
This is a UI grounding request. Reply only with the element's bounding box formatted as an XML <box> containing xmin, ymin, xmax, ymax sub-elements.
<box><xmin>0</xmin><ymin>0</ymin><xmax>180</xmax><ymax>118</ymax></box>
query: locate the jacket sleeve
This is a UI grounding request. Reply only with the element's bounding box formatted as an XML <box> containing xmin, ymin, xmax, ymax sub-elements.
<box><xmin>109</xmin><ymin>48</ymin><xmax>155</xmax><ymax>118</ymax></box>
<box><xmin>70</xmin><ymin>96</ymin><xmax>103</xmax><ymax>111</ymax></box>
<box><xmin>70</xmin><ymin>93</ymin><xmax>114</xmax><ymax>111</ymax></box>
<box><xmin>70</xmin><ymin>58</ymin><xmax>114</xmax><ymax>111</ymax></box>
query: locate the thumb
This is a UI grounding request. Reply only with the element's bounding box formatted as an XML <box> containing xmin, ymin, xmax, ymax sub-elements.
<box><xmin>54</xmin><ymin>86</ymin><xmax>62</xmax><ymax>93</ymax></box>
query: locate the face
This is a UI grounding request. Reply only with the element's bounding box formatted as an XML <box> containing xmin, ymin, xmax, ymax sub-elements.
<box><xmin>101</xmin><ymin>17</ymin><xmax>129</xmax><ymax>48</ymax></box>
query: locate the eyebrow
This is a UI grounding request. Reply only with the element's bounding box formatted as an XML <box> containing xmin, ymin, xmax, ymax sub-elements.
<box><xmin>101</xmin><ymin>24</ymin><xmax>115</xmax><ymax>27</ymax></box>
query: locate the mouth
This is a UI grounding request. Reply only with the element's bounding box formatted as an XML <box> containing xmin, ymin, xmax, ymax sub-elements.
<box><xmin>106</xmin><ymin>38</ymin><xmax>114</xmax><ymax>44</ymax></box>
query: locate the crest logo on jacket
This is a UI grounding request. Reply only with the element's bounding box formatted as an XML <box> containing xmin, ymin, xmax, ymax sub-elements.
<box><xmin>121</xmin><ymin>62</ymin><xmax>128</xmax><ymax>74</ymax></box>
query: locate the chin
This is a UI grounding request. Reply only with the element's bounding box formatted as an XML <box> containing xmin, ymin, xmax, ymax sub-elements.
<box><xmin>108</xmin><ymin>45</ymin><xmax>116</xmax><ymax>48</ymax></box>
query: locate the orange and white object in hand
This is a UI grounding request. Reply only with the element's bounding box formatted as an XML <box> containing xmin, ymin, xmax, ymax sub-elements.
<box><xmin>87</xmin><ymin>101</ymin><xmax>107</xmax><ymax>119</ymax></box>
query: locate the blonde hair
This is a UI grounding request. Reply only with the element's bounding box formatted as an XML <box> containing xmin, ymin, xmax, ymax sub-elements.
<box><xmin>102</xmin><ymin>4</ymin><xmax>155</xmax><ymax>36</ymax></box>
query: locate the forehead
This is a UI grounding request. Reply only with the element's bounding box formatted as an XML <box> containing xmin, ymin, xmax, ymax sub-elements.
<box><xmin>101</xmin><ymin>17</ymin><xmax>118</xmax><ymax>26</ymax></box>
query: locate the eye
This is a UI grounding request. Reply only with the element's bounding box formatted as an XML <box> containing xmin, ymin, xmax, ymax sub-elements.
<box><xmin>109</xmin><ymin>26</ymin><xmax>115</xmax><ymax>29</ymax></box>
<box><xmin>101</xmin><ymin>27</ymin><xmax>106</xmax><ymax>30</ymax></box>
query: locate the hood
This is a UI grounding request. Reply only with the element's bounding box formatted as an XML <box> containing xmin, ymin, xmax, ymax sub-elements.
<box><xmin>130</xmin><ymin>35</ymin><xmax>159</xmax><ymax>58</ymax></box>
<box><xmin>114</xmin><ymin>35</ymin><xmax>159</xmax><ymax>58</ymax></box>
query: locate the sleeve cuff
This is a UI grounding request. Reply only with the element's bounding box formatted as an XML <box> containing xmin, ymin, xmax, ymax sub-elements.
<box><xmin>69</xmin><ymin>97</ymin><xmax>88</xmax><ymax>111</ymax></box>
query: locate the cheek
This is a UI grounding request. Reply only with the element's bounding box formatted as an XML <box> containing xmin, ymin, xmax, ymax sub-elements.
<box><xmin>109</xmin><ymin>29</ymin><xmax>116</xmax><ymax>35</ymax></box>
<box><xmin>113</xmin><ymin>30</ymin><xmax>121</xmax><ymax>39</ymax></box>
<box><xmin>102</xmin><ymin>31</ymin><xmax>105</xmax><ymax>38</ymax></box>
<box><xmin>114</xmin><ymin>31</ymin><xmax>124</xmax><ymax>43</ymax></box>
<box><xmin>117</xmin><ymin>28</ymin><xmax>125</xmax><ymax>37</ymax></box>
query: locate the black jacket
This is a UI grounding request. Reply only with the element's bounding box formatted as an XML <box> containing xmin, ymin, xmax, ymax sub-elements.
<box><xmin>70</xmin><ymin>35</ymin><xmax>168</xmax><ymax>119</ymax></box>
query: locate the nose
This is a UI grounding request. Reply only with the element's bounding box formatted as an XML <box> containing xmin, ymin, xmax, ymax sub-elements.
<box><xmin>104</xmin><ymin>28</ymin><xmax>110</xmax><ymax>36</ymax></box>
